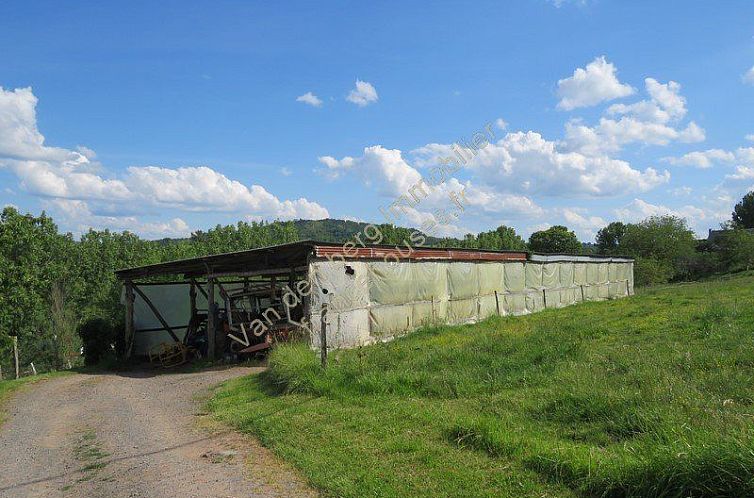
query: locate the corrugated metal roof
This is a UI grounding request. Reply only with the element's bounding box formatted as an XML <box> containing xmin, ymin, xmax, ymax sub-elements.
<box><xmin>115</xmin><ymin>239</ymin><xmax>632</xmax><ymax>280</ymax></box>
<box><xmin>115</xmin><ymin>240</ymin><xmax>529</xmax><ymax>280</ymax></box>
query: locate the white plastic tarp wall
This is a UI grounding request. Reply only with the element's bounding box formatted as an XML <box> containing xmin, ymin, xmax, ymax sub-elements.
<box><xmin>309</xmin><ymin>257</ymin><xmax>634</xmax><ymax>350</ymax></box>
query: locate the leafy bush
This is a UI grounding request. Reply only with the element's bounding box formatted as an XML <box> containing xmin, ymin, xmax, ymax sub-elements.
<box><xmin>78</xmin><ymin>317</ymin><xmax>116</xmax><ymax>366</ymax></box>
<box><xmin>633</xmin><ymin>257</ymin><xmax>674</xmax><ymax>286</ymax></box>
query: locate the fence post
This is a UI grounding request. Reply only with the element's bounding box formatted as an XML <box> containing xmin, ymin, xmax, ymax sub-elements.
<box><xmin>320</xmin><ymin>303</ymin><xmax>328</xmax><ymax>369</ymax></box>
<box><xmin>13</xmin><ymin>335</ymin><xmax>19</xmax><ymax>379</ymax></box>
<box><xmin>494</xmin><ymin>290</ymin><xmax>501</xmax><ymax>316</ymax></box>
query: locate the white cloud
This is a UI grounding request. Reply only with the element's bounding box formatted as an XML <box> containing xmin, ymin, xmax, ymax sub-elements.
<box><xmin>280</xmin><ymin>167</ymin><xmax>292</xmax><ymax>176</ymax></box>
<box><xmin>607</xmin><ymin>78</ymin><xmax>687</xmax><ymax>124</ymax></box>
<box><xmin>746</xmin><ymin>134</ymin><xmax>754</xmax><ymax>142</ymax></box>
<box><xmin>556</xmin><ymin>56</ymin><xmax>635</xmax><ymax>110</ymax></box>
<box><xmin>670</xmin><ymin>186</ymin><xmax>693</xmax><ymax>197</ymax></box>
<box><xmin>457</xmin><ymin>131</ymin><xmax>669</xmax><ymax>197</ymax></box>
<box><xmin>346</xmin><ymin>80</ymin><xmax>379</xmax><ymax>107</ymax></box>
<box><xmin>495</xmin><ymin>118</ymin><xmax>508</xmax><ymax>130</ymax></box>
<box><xmin>662</xmin><ymin>149</ymin><xmax>736</xmax><ymax>169</ymax></box>
<box><xmin>743</xmin><ymin>66</ymin><xmax>754</xmax><ymax>85</ymax></box>
<box><xmin>296</xmin><ymin>92</ymin><xmax>323</xmax><ymax>107</ymax></box>
<box><xmin>564</xmin><ymin>77</ymin><xmax>704</xmax><ymax>155</ymax></box>
<box><xmin>48</xmin><ymin>199</ymin><xmax>192</xmax><ymax>239</ymax></box>
<box><xmin>0</xmin><ymin>86</ymin><xmax>330</xmax><ymax>228</ymax></box>
<box><xmin>613</xmin><ymin>198</ymin><xmax>727</xmax><ymax>236</ymax></box>
<box><xmin>561</xmin><ymin>208</ymin><xmax>607</xmax><ymax>240</ymax></box>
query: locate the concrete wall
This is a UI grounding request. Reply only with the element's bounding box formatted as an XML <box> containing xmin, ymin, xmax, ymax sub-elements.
<box><xmin>307</xmin><ymin>256</ymin><xmax>634</xmax><ymax>350</ymax></box>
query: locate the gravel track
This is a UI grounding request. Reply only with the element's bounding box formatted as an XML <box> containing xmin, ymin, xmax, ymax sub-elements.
<box><xmin>0</xmin><ymin>367</ymin><xmax>317</xmax><ymax>498</ymax></box>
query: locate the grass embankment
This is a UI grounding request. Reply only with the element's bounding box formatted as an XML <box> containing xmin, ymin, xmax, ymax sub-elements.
<box><xmin>208</xmin><ymin>273</ymin><xmax>754</xmax><ymax>497</ymax></box>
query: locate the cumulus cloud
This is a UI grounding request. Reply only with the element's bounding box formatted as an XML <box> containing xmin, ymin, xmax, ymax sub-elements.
<box><xmin>662</xmin><ymin>149</ymin><xmax>736</xmax><ymax>169</ymax></box>
<box><xmin>346</xmin><ymin>80</ymin><xmax>379</xmax><ymax>107</ymax></box>
<box><xmin>442</xmin><ymin>131</ymin><xmax>669</xmax><ymax>197</ymax></box>
<box><xmin>607</xmin><ymin>78</ymin><xmax>687</xmax><ymax>123</ymax></box>
<box><xmin>48</xmin><ymin>199</ymin><xmax>192</xmax><ymax>239</ymax></box>
<box><xmin>296</xmin><ymin>92</ymin><xmax>323</xmax><ymax>107</ymax></box>
<box><xmin>613</xmin><ymin>198</ymin><xmax>728</xmax><ymax>236</ymax></box>
<box><xmin>556</xmin><ymin>56</ymin><xmax>635</xmax><ymax>110</ymax></box>
<box><xmin>746</xmin><ymin>134</ymin><xmax>754</xmax><ymax>142</ymax></box>
<box><xmin>564</xmin><ymin>78</ymin><xmax>704</xmax><ymax>155</ymax></box>
<box><xmin>0</xmin><ymin>86</ymin><xmax>330</xmax><ymax>236</ymax></box>
<box><xmin>495</xmin><ymin>118</ymin><xmax>508</xmax><ymax>130</ymax></box>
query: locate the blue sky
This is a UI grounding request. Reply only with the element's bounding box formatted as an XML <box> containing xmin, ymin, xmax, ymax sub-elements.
<box><xmin>1</xmin><ymin>0</ymin><xmax>754</xmax><ymax>240</ymax></box>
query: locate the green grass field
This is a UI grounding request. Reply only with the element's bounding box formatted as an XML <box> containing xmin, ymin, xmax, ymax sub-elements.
<box><xmin>208</xmin><ymin>273</ymin><xmax>754</xmax><ymax>497</ymax></box>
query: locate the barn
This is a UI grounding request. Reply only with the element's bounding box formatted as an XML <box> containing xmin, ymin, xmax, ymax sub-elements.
<box><xmin>115</xmin><ymin>241</ymin><xmax>634</xmax><ymax>361</ymax></box>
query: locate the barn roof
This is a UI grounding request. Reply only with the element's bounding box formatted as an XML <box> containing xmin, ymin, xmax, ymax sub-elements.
<box><xmin>114</xmin><ymin>240</ymin><xmax>529</xmax><ymax>280</ymax></box>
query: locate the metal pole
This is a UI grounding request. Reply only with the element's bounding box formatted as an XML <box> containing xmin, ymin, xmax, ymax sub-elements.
<box><xmin>320</xmin><ymin>304</ymin><xmax>328</xmax><ymax>369</ymax></box>
<box><xmin>13</xmin><ymin>335</ymin><xmax>19</xmax><ymax>379</ymax></box>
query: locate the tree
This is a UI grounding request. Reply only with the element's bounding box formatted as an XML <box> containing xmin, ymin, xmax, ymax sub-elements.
<box><xmin>732</xmin><ymin>191</ymin><xmax>754</xmax><ymax>229</ymax></box>
<box><xmin>595</xmin><ymin>221</ymin><xmax>626</xmax><ymax>254</ymax></box>
<box><xmin>528</xmin><ymin>225</ymin><xmax>581</xmax><ymax>254</ymax></box>
<box><xmin>618</xmin><ymin>216</ymin><xmax>696</xmax><ymax>285</ymax></box>
<box><xmin>476</xmin><ymin>225</ymin><xmax>527</xmax><ymax>251</ymax></box>
<box><xmin>718</xmin><ymin>229</ymin><xmax>754</xmax><ymax>272</ymax></box>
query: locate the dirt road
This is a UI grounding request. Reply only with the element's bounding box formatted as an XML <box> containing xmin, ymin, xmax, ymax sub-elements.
<box><xmin>0</xmin><ymin>367</ymin><xmax>317</xmax><ymax>498</ymax></box>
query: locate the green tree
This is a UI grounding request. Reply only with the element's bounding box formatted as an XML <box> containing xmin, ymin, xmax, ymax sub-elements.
<box><xmin>475</xmin><ymin>225</ymin><xmax>527</xmax><ymax>251</ymax></box>
<box><xmin>718</xmin><ymin>229</ymin><xmax>754</xmax><ymax>272</ymax></box>
<box><xmin>595</xmin><ymin>221</ymin><xmax>626</xmax><ymax>254</ymax></box>
<box><xmin>0</xmin><ymin>207</ymin><xmax>77</xmax><ymax>372</ymax></box>
<box><xmin>618</xmin><ymin>216</ymin><xmax>696</xmax><ymax>285</ymax></box>
<box><xmin>528</xmin><ymin>225</ymin><xmax>581</xmax><ymax>254</ymax></box>
<box><xmin>732</xmin><ymin>191</ymin><xmax>754</xmax><ymax>229</ymax></box>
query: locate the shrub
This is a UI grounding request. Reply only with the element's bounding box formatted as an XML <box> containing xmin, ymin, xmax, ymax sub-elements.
<box><xmin>633</xmin><ymin>257</ymin><xmax>674</xmax><ymax>286</ymax></box>
<box><xmin>77</xmin><ymin>317</ymin><xmax>116</xmax><ymax>366</ymax></box>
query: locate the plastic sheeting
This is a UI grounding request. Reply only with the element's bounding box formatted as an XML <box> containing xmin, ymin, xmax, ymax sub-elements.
<box><xmin>525</xmin><ymin>264</ymin><xmax>543</xmax><ymax>289</ymax></box>
<box><xmin>308</xmin><ymin>257</ymin><xmax>634</xmax><ymax>350</ymax></box>
<box><xmin>311</xmin><ymin>261</ymin><xmax>369</xmax><ymax>313</ymax></box>
<box><xmin>448</xmin><ymin>263</ymin><xmax>479</xmax><ymax>299</ymax></box>
<box><xmin>542</xmin><ymin>263</ymin><xmax>559</xmax><ymax>288</ymax></box>
<box><xmin>504</xmin><ymin>263</ymin><xmax>525</xmax><ymax>292</ymax></box>
<box><xmin>478</xmin><ymin>263</ymin><xmax>505</xmax><ymax>295</ymax></box>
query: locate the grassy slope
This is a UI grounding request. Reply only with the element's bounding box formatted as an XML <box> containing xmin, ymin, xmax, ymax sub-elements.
<box><xmin>208</xmin><ymin>273</ymin><xmax>754</xmax><ymax>498</ymax></box>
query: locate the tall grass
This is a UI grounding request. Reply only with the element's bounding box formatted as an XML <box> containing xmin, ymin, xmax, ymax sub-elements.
<box><xmin>209</xmin><ymin>273</ymin><xmax>754</xmax><ymax>497</ymax></box>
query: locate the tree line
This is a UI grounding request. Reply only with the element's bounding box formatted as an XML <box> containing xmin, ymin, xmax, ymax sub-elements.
<box><xmin>1</xmin><ymin>190</ymin><xmax>752</xmax><ymax>374</ymax></box>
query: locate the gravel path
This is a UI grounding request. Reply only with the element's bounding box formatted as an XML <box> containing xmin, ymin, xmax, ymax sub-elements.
<box><xmin>0</xmin><ymin>367</ymin><xmax>317</xmax><ymax>498</ymax></box>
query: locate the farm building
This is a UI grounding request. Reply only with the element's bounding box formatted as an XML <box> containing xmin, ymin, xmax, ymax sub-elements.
<box><xmin>116</xmin><ymin>241</ymin><xmax>634</xmax><ymax>361</ymax></box>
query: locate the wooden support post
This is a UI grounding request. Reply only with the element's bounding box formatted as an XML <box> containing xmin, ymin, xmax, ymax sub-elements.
<box><xmin>207</xmin><ymin>278</ymin><xmax>216</xmax><ymax>360</ymax></box>
<box><xmin>132</xmin><ymin>284</ymin><xmax>180</xmax><ymax>343</ymax></box>
<box><xmin>320</xmin><ymin>304</ymin><xmax>328</xmax><ymax>369</ymax></box>
<box><xmin>542</xmin><ymin>288</ymin><xmax>547</xmax><ymax>309</ymax></box>
<box><xmin>191</xmin><ymin>279</ymin><xmax>208</xmax><ymax>300</ymax></box>
<box><xmin>13</xmin><ymin>335</ymin><xmax>19</xmax><ymax>380</ymax></box>
<box><xmin>494</xmin><ymin>290</ymin><xmax>501</xmax><ymax>316</ymax></box>
<box><xmin>125</xmin><ymin>281</ymin><xmax>135</xmax><ymax>358</ymax></box>
<box><xmin>189</xmin><ymin>280</ymin><xmax>197</xmax><ymax>318</ymax></box>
